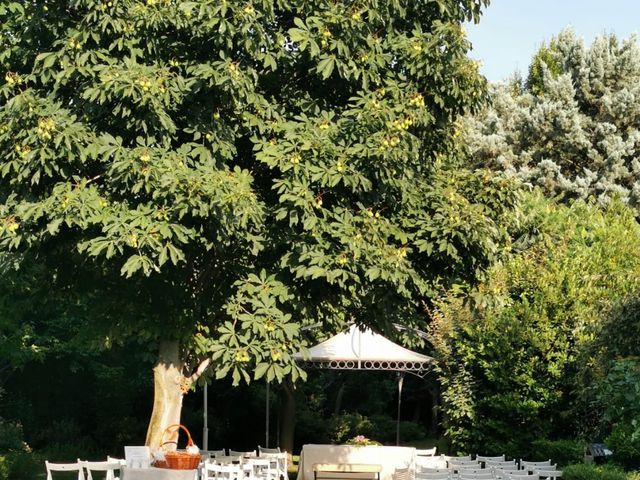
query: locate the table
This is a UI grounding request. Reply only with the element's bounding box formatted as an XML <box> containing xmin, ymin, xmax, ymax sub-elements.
<box><xmin>297</xmin><ymin>445</ymin><xmax>416</xmax><ymax>480</ymax></box>
<box><xmin>121</xmin><ymin>466</ymin><xmax>198</xmax><ymax>480</ymax></box>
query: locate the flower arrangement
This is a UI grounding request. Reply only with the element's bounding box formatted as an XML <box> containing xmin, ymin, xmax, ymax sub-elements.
<box><xmin>346</xmin><ymin>435</ymin><xmax>382</xmax><ymax>446</ymax></box>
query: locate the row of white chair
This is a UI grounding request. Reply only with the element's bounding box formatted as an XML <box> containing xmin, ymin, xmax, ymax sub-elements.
<box><xmin>417</xmin><ymin>470</ymin><xmax>562</xmax><ymax>480</ymax></box>
<box><xmin>45</xmin><ymin>459</ymin><xmax>125</xmax><ymax>480</ymax></box>
<box><xmin>203</xmin><ymin>449</ymin><xmax>287</xmax><ymax>480</ymax></box>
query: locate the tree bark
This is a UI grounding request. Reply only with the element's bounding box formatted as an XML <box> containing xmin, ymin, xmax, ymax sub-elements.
<box><xmin>145</xmin><ymin>340</ymin><xmax>185</xmax><ymax>450</ymax></box>
<box><xmin>279</xmin><ymin>380</ymin><xmax>296</xmax><ymax>456</ymax></box>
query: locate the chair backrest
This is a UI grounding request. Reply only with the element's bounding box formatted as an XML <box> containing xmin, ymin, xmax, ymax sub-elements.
<box><xmin>107</xmin><ymin>457</ymin><xmax>126</xmax><ymax>466</ymax></box>
<box><xmin>459</xmin><ymin>473</ymin><xmax>494</xmax><ymax>480</ymax></box>
<box><xmin>202</xmin><ymin>450</ymin><xmax>227</xmax><ymax>459</ymax></box>
<box><xmin>520</xmin><ymin>460</ymin><xmax>552</xmax><ymax>470</ymax></box>
<box><xmin>392</xmin><ymin>467</ymin><xmax>412</xmax><ymax>480</ymax></box>
<box><xmin>81</xmin><ymin>460</ymin><xmax>122</xmax><ymax>480</ymax></box>
<box><xmin>450</xmin><ymin>462</ymin><xmax>481</xmax><ymax>470</ymax></box>
<box><xmin>419</xmin><ymin>468</ymin><xmax>451</xmax><ymax>474</ymax></box>
<box><xmin>477</xmin><ymin>455</ymin><xmax>505</xmax><ymax>463</ymax></box>
<box><xmin>455</xmin><ymin>469</ymin><xmax>486</xmax><ymax>475</ymax></box>
<box><xmin>497</xmin><ymin>470</ymin><xmax>523</xmax><ymax>476</ymax></box>
<box><xmin>45</xmin><ymin>461</ymin><xmax>86</xmax><ymax>480</ymax></box>
<box><xmin>488</xmin><ymin>460</ymin><xmax>518</xmax><ymax>469</ymax></box>
<box><xmin>124</xmin><ymin>446</ymin><xmax>151</xmax><ymax>468</ymax></box>
<box><xmin>258</xmin><ymin>446</ymin><xmax>280</xmax><ymax>455</ymax></box>
<box><xmin>509</xmin><ymin>475</ymin><xmax>537</xmax><ymax>480</ymax></box>
<box><xmin>532</xmin><ymin>465</ymin><xmax>558</xmax><ymax>472</ymax></box>
<box><xmin>229</xmin><ymin>450</ymin><xmax>257</xmax><ymax>458</ymax></box>
<box><xmin>534</xmin><ymin>470</ymin><xmax>562</xmax><ymax>479</ymax></box>
<box><xmin>416</xmin><ymin>473</ymin><xmax>450</xmax><ymax>480</ymax></box>
<box><xmin>416</xmin><ymin>448</ymin><xmax>437</xmax><ymax>457</ymax></box>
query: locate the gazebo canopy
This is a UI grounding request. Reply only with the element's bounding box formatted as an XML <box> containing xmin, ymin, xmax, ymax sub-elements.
<box><xmin>293</xmin><ymin>324</ymin><xmax>434</xmax><ymax>377</ymax></box>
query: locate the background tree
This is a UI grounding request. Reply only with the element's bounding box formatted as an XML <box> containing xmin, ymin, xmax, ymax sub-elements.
<box><xmin>464</xmin><ymin>29</ymin><xmax>640</xmax><ymax>210</ymax></box>
<box><xmin>429</xmin><ymin>191</ymin><xmax>640</xmax><ymax>455</ymax></box>
<box><xmin>0</xmin><ymin>0</ymin><xmax>516</xmax><ymax>448</ymax></box>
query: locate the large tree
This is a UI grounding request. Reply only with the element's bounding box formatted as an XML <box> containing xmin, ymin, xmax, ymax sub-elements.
<box><xmin>0</xmin><ymin>0</ymin><xmax>514</xmax><ymax>448</ymax></box>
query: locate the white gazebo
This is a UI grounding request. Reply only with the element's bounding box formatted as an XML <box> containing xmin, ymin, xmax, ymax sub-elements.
<box><xmin>293</xmin><ymin>324</ymin><xmax>433</xmax><ymax>376</ymax></box>
<box><xmin>293</xmin><ymin>324</ymin><xmax>435</xmax><ymax>445</ymax></box>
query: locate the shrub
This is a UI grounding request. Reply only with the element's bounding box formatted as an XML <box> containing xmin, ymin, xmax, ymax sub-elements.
<box><xmin>0</xmin><ymin>421</ymin><xmax>23</xmax><ymax>453</ymax></box>
<box><xmin>0</xmin><ymin>455</ymin><xmax>8</xmax><ymax>480</ymax></box>
<box><xmin>563</xmin><ymin>464</ymin><xmax>627</xmax><ymax>480</ymax></box>
<box><xmin>530</xmin><ymin>439</ymin><xmax>585</xmax><ymax>466</ymax></box>
<box><xmin>5</xmin><ymin>451</ymin><xmax>41</xmax><ymax>480</ymax></box>
<box><xmin>327</xmin><ymin>412</ymin><xmax>426</xmax><ymax>445</ymax></box>
<box><xmin>607</xmin><ymin>425</ymin><xmax>640</xmax><ymax>470</ymax></box>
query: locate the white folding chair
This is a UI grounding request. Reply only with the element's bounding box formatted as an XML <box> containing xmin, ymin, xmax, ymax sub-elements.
<box><xmin>203</xmin><ymin>462</ymin><xmax>244</xmax><ymax>480</ymax></box>
<box><xmin>534</xmin><ymin>470</ymin><xmax>562</xmax><ymax>480</ymax></box>
<box><xmin>124</xmin><ymin>446</ymin><xmax>151</xmax><ymax>468</ymax></box>
<box><xmin>107</xmin><ymin>457</ymin><xmax>126</xmax><ymax>466</ymax></box>
<box><xmin>81</xmin><ymin>460</ymin><xmax>122</xmax><ymax>480</ymax></box>
<box><xmin>417</xmin><ymin>448</ymin><xmax>438</xmax><ymax>457</ymax></box>
<box><xmin>246</xmin><ymin>458</ymin><xmax>277</xmax><ymax>480</ymax></box>
<box><xmin>258</xmin><ymin>446</ymin><xmax>280</xmax><ymax>455</ymax></box>
<box><xmin>45</xmin><ymin>461</ymin><xmax>85</xmax><ymax>480</ymax></box>
<box><xmin>229</xmin><ymin>450</ymin><xmax>257</xmax><ymax>458</ymax></box>
<box><xmin>520</xmin><ymin>460</ymin><xmax>552</xmax><ymax>472</ymax></box>
<box><xmin>260</xmin><ymin>452</ymin><xmax>287</xmax><ymax>480</ymax></box>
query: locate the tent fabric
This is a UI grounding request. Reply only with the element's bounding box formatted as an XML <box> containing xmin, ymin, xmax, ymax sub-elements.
<box><xmin>293</xmin><ymin>324</ymin><xmax>434</xmax><ymax>376</ymax></box>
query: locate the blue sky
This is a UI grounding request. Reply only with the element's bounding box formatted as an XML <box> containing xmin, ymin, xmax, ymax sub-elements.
<box><xmin>466</xmin><ymin>0</ymin><xmax>640</xmax><ymax>82</ymax></box>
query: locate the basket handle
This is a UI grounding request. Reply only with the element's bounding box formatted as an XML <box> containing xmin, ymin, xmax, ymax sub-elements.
<box><xmin>161</xmin><ymin>424</ymin><xmax>194</xmax><ymax>448</ymax></box>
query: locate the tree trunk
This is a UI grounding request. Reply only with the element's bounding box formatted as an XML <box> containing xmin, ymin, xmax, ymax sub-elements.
<box><xmin>279</xmin><ymin>380</ymin><xmax>296</xmax><ymax>455</ymax></box>
<box><xmin>145</xmin><ymin>339</ymin><xmax>185</xmax><ymax>450</ymax></box>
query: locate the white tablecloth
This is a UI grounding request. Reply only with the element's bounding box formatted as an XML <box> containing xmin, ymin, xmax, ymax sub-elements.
<box><xmin>297</xmin><ymin>445</ymin><xmax>416</xmax><ymax>480</ymax></box>
<box><xmin>121</xmin><ymin>467</ymin><xmax>198</xmax><ymax>480</ymax></box>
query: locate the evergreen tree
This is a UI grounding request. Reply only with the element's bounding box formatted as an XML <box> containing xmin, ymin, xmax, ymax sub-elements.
<box><xmin>465</xmin><ymin>29</ymin><xmax>640</xmax><ymax>210</ymax></box>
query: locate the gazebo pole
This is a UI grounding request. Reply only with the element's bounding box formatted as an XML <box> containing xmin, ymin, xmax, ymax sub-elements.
<box><xmin>266</xmin><ymin>380</ymin><xmax>270</xmax><ymax>448</ymax></box>
<box><xmin>396</xmin><ymin>373</ymin><xmax>404</xmax><ymax>446</ymax></box>
<box><xmin>203</xmin><ymin>382</ymin><xmax>209</xmax><ymax>450</ymax></box>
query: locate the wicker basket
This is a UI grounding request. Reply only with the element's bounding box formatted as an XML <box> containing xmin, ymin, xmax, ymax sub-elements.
<box><xmin>154</xmin><ymin>424</ymin><xmax>201</xmax><ymax>470</ymax></box>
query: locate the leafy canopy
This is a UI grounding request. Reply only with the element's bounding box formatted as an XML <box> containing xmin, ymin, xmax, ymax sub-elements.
<box><xmin>0</xmin><ymin>0</ymin><xmax>514</xmax><ymax>385</ymax></box>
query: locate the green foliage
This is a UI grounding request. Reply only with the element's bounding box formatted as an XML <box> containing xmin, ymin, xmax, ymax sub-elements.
<box><xmin>0</xmin><ymin>420</ymin><xmax>23</xmax><ymax>453</ymax></box>
<box><xmin>0</xmin><ymin>451</ymin><xmax>41</xmax><ymax>480</ymax></box>
<box><xmin>328</xmin><ymin>412</ymin><xmax>424</xmax><ymax>445</ymax></box>
<box><xmin>530</xmin><ymin>439</ymin><xmax>585</xmax><ymax>467</ymax></box>
<box><xmin>429</xmin><ymin>191</ymin><xmax>640</xmax><ymax>454</ymax></box>
<box><xmin>607</xmin><ymin>425</ymin><xmax>640</xmax><ymax>470</ymax></box>
<box><xmin>563</xmin><ymin>464</ymin><xmax>629</xmax><ymax>480</ymax></box>
<box><xmin>465</xmin><ymin>29</ymin><xmax>640</xmax><ymax>211</ymax></box>
<box><xmin>598</xmin><ymin>358</ymin><xmax>640</xmax><ymax>469</ymax></box>
<box><xmin>0</xmin><ymin>0</ymin><xmax>513</xmax><ymax>398</ymax></box>
<box><xmin>526</xmin><ymin>42</ymin><xmax>562</xmax><ymax>95</ymax></box>
<box><xmin>0</xmin><ymin>455</ymin><xmax>7</xmax><ymax>480</ymax></box>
